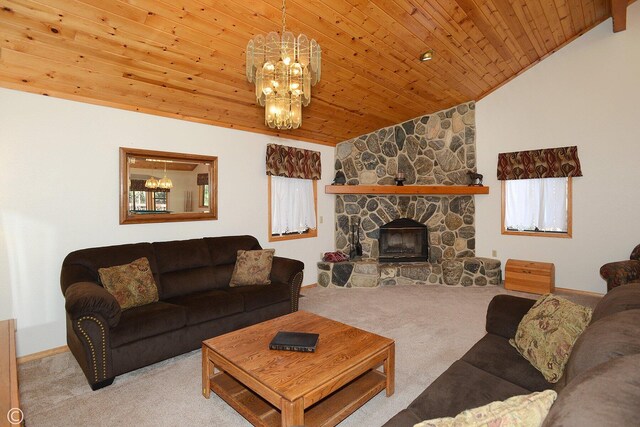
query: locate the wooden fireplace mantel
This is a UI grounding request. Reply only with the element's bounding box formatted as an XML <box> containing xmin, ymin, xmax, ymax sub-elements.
<box><xmin>325</xmin><ymin>185</ymin><xmax>489</xmax><ymax>195</ymax></box>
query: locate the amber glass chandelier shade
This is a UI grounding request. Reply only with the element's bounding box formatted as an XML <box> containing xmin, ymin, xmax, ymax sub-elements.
<box><xmin>245</xmin><ymin>1</ymin><xmax>321</xmax><ymax>130</ymax></box>
<box><xmin>158</xmin><ymin>176</ymin><xmax>173</xmax><ymax>189</ymax></box>
<box><xmin>145</xmin><ymin>176</ymin><xmax>159</xmax><ymax>189</ymax></box>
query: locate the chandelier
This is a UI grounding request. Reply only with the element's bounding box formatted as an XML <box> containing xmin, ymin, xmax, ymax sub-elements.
<box><xmin>245</xmin><ymin>0</ymin><xmax>321</xmax><ymax>129</ymax></box>
<box><xmin>145</xmin><ymin>161</ymin><xmax>173</xmax><ymax>190</ymax></box>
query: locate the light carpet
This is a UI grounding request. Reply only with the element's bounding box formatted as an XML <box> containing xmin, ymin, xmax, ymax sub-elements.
<box><xmin>18</xmin><ymin>285</ymin><xmax>600</xmax><ymax>426</ymax></box>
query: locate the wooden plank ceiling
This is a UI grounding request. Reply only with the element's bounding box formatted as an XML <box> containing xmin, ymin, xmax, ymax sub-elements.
<box><xmin>0</xmin><ymin>0</ymin><xmax>629</xmax><ymax>146</ymax></box>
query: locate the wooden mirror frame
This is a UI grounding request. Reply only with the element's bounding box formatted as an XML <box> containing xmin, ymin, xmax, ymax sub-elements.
<box><xmin>119</xmin><ymin>147</ymin><xmax>218</xmax><ymax>224</ymax></box>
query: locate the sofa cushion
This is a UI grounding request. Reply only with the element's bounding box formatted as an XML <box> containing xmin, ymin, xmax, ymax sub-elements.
<box><xmin>111</xmin><ymin>302</ymin><xmax>187</xmax><ymax>348</ymax></box>
<box><xmin>158</xmin><ymin>267</ymin><xmax>221</xmax><ymax>299</ymax></box>
<box><xmin>61</xmin><ymin>243</ymin><xmax>158</xmax><ymax>295</ymax></box>
<box><xmin>153</xmin><ymin>239</ymin><xmax>218</xmax><ymax>298</ymax></box>
<box><xmin>485</xmin><ymin>295</ymin><xmax>537</xmax><ymax>339</ymax></box>
<box><xmin>405</xmin><ymin>360</ymin><xmax>531</xmax><ymax>421</ymax></box>
<box><xmin>414</xmin><ymin>390</ymin><xmax>557</xmax><ymax>427</ymax></box>
<box><xmin>591</xmin><ymin>283</ymin><xmax>640</xmax><ymax>323</ymax></box>
<box><xmin>510</xmin><ymin>294</ymin><xmax>592</xmax><ymax>383</ymax></box>
<box><xmin>212</xmin><ymin>264</ymin><xmax>235</xmax><ymax>289</ymax></box>
<box><xmin>230</xmin><ymin>249</ymin><xmax>275</xmax><ymax>286</ymax></box>
<box><xmin>165</xmin><ymin>290</ymin><xmax>244</xmax><ymax>325</ymax></box>
<box><xmin>564</xmin><ymin>309</ymin><xmax>640</xmax><ymax>384</ymax></box>
<box><xmin>98</xmin><ymin>257</ymin><xmax>159</xmax><ymax>310</ymax></box>
<box><xmin>204</xmin><ymin>235</ymin><xmax>262</xmax><ymax>266</ymax></box>
<box><xmin>153</xmin><ymin>238</ymin><xmax>212</xmax><ymax>273</ymax></box>
<box><xmin>461</xmin><ymin>334</ymin><xmax>551</xmax><ymax>392</ymax></box>
<box><xmin>227</xmin><ymin>283</ymin><xmax>290</xmax><ymax>312</ymax></box>
<box><xmin>542</xmin><ymin>354</ymin><xmax>640</xmax><ymax>427</ymax></box>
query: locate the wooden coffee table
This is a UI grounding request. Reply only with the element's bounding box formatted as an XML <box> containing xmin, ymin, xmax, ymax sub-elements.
<box><xmin>202</xmin><ymin>310</ymin><xmax>395</xmax><ymax>427</ymax></box>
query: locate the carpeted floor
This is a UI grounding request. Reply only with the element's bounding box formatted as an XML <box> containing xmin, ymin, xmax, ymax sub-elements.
<box><xmin>18</xmin><ymin>285</ymin><xmax>600</xmax><ymax>426</ymax></box>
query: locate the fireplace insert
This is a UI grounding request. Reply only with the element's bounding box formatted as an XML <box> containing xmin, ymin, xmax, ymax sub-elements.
<box><xmin>378</xmin><ymin>218</ymin><xmax>428</xmax><ymax>263</ymax></box>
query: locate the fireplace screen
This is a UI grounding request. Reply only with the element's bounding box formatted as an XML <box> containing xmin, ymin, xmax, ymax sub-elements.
<box><xmin>378</xmin><ymin>218</ymin><xmax>428</xmax><ymax>263</ymax></box>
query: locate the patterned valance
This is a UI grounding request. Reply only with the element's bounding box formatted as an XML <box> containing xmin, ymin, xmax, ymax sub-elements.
<box><xmin>266</xmin><ymin>144</ymin><xmax>321</xmax><ymax>180</ymax></box>
<box><xmin>497</xmin><ymin>146</ymin><xmax>583</xmax><ymax>180</ymax></box>
<box><xmin>130</xmin><ymin>179</ymin><xmax>170</xmax><ymax>193</ymax></box>
<box><xmin>197</xmin><ymin>173</ymin><xmax>209</xmax><ymax>186</ymax></box>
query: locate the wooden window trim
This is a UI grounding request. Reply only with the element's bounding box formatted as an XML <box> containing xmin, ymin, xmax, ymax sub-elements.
<box><xmin>268</xmin><ymin>176</ymin><xmax>318</xmax><ymax>242</ymax></box>
<box><xmin>501</xmin><ymin>177</ymin><xmax>572</xmax><ymax>238</ymax></box>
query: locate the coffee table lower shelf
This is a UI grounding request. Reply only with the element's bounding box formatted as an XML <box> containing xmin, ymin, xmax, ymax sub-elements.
<box><xmin>210</xmin><ymin>369</ymin><xmax>387</xmax><ymax>427</ymax></box>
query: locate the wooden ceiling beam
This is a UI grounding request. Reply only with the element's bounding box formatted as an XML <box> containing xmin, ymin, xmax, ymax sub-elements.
<box><xmin>610</xmin><ymin>0</ymin><xmax>628</xmax><ymax>32</ymax></box>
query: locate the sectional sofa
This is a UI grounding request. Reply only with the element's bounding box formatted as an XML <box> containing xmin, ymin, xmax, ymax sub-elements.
<box><xmin>384</xmin><ymin>284</ymin><xmax>640</xmax><ymax>426</ymax></box>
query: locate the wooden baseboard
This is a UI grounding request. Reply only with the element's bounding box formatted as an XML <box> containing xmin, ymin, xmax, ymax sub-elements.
<box><xmin>301</xmin><ymin>283</ymin><xmax>318</xmax><ymax>292</ymax></box>
<box><xmin>17</xmin><ymin>345</ymin><xmax>69</xmax><ymax>365</ymax></box>
<box><xmin>555</xmin><ymin>287</ymin><xmax>604</xmax><ymax>297</ymax></box>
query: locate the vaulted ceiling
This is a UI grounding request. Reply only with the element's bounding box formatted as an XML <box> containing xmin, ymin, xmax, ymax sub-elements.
<box><xmin>0</xmin><ymin>1</ymin><xmax>631</xmax><ymax>146</ymax></box>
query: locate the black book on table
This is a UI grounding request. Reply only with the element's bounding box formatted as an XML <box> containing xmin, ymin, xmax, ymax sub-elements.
<box><xmin>269</xmin><ymin>331</ymin><xmax>319</xmax><ymax>353</ymax></box>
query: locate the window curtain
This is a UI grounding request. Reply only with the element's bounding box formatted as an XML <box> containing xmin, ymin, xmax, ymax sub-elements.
<box><xmin>505</xmin><ymin>178</ymin><xmax>568</xmax><ymax>232</ymax></box>
<box><xmin>130</xmin><ymin>179</ymin><xmax>170</xmax><ymax>193</ymax></box>
<box><xmin>497</xmin><ymin>146</ymin><xmax>582</xmax><ymax>180</ymax></box>
<box><xmin>266</xmin><ymin>144</ymin><xmax>321</xmax><ymax>180</ymax></box>
<box><xmin>271</xmin><ymin>176</ymin><xmax>316</xmax><ymax>235</ymax></box>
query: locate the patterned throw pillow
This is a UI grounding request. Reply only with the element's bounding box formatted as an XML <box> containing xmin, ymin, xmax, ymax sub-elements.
<box><xmin>229</xmin><ymin>249</ymin><xmax>275</xmax><ymax>287</ymax></box>
<box><xmin>510</xmin><ymin>294</ymin><xmax>592</xmax><ymax>383</ymax></box>
<box><xmin>414</xmin><ymin>390</ymin><xmax>557</xmax><ymax>427</ymax></box>
<box><xmin>98</xmin><ymin>257</ymin><xmax>159</xmax><ymax>310</ymax></box>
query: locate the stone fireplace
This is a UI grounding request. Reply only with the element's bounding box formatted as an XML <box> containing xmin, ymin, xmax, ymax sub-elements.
<box><xmin>318</xmin><ymin>101</ymin><xmax>501</xmax><ymax>288</ymax></box>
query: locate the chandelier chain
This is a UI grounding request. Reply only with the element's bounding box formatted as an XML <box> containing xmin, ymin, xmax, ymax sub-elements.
<box><xmin>281</xmin><ymin>0</ymin><xmax>286</xmax><ymax>35</ymax></box>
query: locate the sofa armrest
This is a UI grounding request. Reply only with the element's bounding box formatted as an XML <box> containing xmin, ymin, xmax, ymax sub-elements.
<box><xmin>600</xmin><ymin>260</ymin><xmax>640</xmax><ymax>291</ymax></box>
<box><xmin>485</xmin><ymin>295</ymin><xmax>537</xmax><ymax>339</ymax></box>
<box><xmin>64</xmin><ymin>282</ymin><xmax>122</xmax><ymax>327</ymax></box>
<box><xmin>271</xmin><ymin>256</ymin><xmax>305</xmax><ymax>312</ymax></box>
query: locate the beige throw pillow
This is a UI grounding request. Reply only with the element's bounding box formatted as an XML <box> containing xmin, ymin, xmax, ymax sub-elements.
<box><xmin>229</xmin><ymin>249</ymin><xmax>275</xmax><ymax>287</ymax></box>
<box><xmin>510</xmin><ymin>294</ymin><xmax>592</xmax><ymax>383</ymax></box>
<box><xmin>98</xmin><ymin>257</ymin><xmax>159</xmax><ymax>310</ymax></box>
<box><xmin>414</xmin><ymin>390</ymin><xmax>557</xmax><ymax>427</ymax></box>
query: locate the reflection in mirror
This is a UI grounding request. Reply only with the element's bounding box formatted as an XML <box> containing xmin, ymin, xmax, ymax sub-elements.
<box><xmin>119</xmin><ymin>147</ymin><xmax>218</xmax><ymax>224</ymax></box>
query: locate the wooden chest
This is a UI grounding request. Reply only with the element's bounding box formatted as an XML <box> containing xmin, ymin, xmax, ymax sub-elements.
<box><xmin>504</xmin><ymin>259</ymin><xmax>555</xmax><ymax>294</ymax></box>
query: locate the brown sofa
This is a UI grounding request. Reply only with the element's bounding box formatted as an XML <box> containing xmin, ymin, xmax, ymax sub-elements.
<box><xmin>60</xmin><ymin>235</ymin><xmax>304</xmax><ymax>390</ymax></box>
<box><xmin>383</xmin><ymin>284</ymin><xmax>640</xmax><ymax>426</ymax></box>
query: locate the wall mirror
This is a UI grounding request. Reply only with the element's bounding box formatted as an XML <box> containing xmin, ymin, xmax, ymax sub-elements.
<box><xmin>120</xmin><ymin>147</ymin><xmax>218</xmax><ymax>224</ymax></box>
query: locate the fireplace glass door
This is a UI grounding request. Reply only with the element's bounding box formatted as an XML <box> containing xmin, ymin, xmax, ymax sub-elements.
<box><xmin>378</xmin><ymin>218</ymin><xmax>428</xmax><ymax>263</ymax></box>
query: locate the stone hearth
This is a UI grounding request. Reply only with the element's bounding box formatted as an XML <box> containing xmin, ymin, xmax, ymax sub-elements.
<box><xmin>318</xmin><ymin>258</ymin><xmax>501</xmax><ymax>288</ymax></box>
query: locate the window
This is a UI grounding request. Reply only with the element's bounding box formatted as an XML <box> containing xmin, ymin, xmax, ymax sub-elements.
<box><xmin>268</xmin><ymin>176</ymin><xmax>317</xmax><ymax>242</ymax></box>
<box><xmin>129</xmin><ymin>190</ymin><xmax>147</xmax><ymax>211</ymax></box>
<box><xmin>502</xmin><ymin>177</ymin><xmax>572</xmax><ymax>238</ymax></box>
<box><xmin>128</xmin><ymin>190</ymin><xmax>169</xmax><ymax>212</ymax></box>
<box><xmin>153</xmin><ymin>191</ymin><xmax>168</xmax><ymax>211</ymax></box>
<box><xmin>198</xmin><ymin>184</ymin><xmax>210</xmax><ymax>208</ymax></box>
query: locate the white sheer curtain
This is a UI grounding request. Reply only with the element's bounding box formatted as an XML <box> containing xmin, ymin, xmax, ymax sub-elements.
<box><xmin>505</xmin><ymin>177</ymin><xmax>568</xmax><ymax>232</ymax></box>
<box><xmin>271</xmin><ymin>176</ymin><xmax>316</xmax><ymax>235</ymax></box>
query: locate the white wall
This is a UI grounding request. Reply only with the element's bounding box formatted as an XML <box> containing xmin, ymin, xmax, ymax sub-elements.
<box><xmin>0</xmin><ymin>88</ymin><xmax>335</xmax><ymax>356</ymax></box>
<box><xmin>476</xmin><ymin>2</ymin><xmax>640</xmax><ymax>294</ymax></box>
